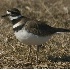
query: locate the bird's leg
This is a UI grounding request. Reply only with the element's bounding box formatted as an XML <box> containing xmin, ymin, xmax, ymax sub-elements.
<box><xmin>49</xmin><ymin>46</ymin><xmax>52</xmax><ymax>51</ymax></box>
<box><xmin>28</xmin><ymin>45</ymin><xmax>31</xmax><ymax>62</ymax></box>
<box><xmin>36</xmin><ymin>45</ymin><xmax>41</xmax><ymax>64</ymax></box>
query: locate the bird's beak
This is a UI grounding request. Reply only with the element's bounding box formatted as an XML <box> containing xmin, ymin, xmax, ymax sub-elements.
<box><xmin>1</xmin><ymin>14</ymin><xmax>9</xmax><ymax>18</ymax></box>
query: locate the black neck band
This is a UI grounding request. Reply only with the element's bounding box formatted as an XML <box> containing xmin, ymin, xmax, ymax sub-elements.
<box><xmin>11</xmin><ymin>16</ymin><xmax>23</xmax><ymax>25</ymax></box>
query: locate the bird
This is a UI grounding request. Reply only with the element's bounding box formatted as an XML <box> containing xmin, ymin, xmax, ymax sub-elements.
<box><xmin>1</xmin><ymin>8</ymin><xmax>70</xmax><ymax>63</ymax></box>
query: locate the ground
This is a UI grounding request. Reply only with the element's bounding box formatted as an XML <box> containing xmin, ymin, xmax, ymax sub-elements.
<box><xmin>0</xmin><ymin>0</ymin><xmax>70</xmax><ymax>69</ymax></box>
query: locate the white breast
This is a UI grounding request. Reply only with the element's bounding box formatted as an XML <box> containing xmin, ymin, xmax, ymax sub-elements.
<box><xmin>14</xmin><ymin>28</ymin><xmax>52</xmax><ymax>45</ymax></box>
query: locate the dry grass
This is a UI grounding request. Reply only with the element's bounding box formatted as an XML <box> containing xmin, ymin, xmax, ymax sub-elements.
<box><xmin>0</xmin><ymin>0</ymin><xmax>70</xmax><ymax>69</ymax></box>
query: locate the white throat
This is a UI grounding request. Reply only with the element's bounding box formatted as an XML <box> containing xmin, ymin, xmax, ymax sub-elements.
<box><xmin>9</xmin><ymin>15</ymin><xmax>22</xmax><ymax>20</ymax></box>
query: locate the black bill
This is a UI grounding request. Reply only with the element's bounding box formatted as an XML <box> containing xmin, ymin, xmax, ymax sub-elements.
<box><xmin>1</xmin><ymin>14</ymin><xmax>9</xmax><ymax>18</ymax></box>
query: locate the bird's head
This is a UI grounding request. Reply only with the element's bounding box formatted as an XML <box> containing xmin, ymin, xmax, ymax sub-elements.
<box><xmin>1</xmin><ymin>8</ymin><xmax>21</xmax><ymax>20</ymax></box>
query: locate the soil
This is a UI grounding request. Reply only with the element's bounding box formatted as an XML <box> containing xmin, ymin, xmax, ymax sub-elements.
<box><xmin>0</xmin><ymin>0</ymin><xmax>70</xmax><ymax>69</ymax></box>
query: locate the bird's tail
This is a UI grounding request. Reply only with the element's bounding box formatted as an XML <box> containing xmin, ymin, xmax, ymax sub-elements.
<box><xmin>56</xmin><ymin>28</ymin><xmax>70</xmax><ymax>33</ymax></box>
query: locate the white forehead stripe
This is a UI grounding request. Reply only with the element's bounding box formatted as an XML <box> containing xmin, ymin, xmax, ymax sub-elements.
<box><xmin>13</xmin><ymin>22</ymin><xmax>23</xmax><ymax>28</ymax></box>
<box><xmin>7</xmin><ymin>11</ymin><xmax>11</xmax><ymax>14</ymax></box>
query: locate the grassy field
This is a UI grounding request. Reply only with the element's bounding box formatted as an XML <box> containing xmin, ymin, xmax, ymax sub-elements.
<box><xmin>0</xmin><ymin>0</ymin><xmax>70</xmax><ymax>69</ymax></box>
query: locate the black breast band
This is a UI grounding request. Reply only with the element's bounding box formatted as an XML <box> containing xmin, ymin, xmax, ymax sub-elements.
<box><xmin>13</xmin><ymin>24</ymin><xmax>24</xmax><ymax>32</ymax></box>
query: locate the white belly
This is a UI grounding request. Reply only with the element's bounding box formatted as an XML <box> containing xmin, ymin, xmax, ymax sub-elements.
<box><xmin>14</xmin><ymin>28</ymin><xmax>52</xmax><ymax>45</ymax></box>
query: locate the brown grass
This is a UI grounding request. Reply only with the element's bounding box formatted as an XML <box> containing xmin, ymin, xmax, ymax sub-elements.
<box><xmin>0</xmin><ymin>0</ymin><xmax>70</xmax><ymax>69</ymax></box>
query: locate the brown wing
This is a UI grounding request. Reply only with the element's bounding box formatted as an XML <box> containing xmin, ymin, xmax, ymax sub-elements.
<box><xmin>24</xmin><ymin>20</ymin><xmax>56</xmax><ymax>36</ymax></box>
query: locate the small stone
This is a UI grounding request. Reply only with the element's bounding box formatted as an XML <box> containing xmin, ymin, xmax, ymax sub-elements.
<box><xmin>4</xmin><ymin>37</ymin><xmax>8</xmax><ymax>43</ymax></box>
<box><xmin>57</xmin><ymin>62</ymin><xmax>61</xmax><ymax>65</ymax></box>
<box><xmin>62</xmin><ymin>63</ymin><xmax>66</xmax><ymax>66</ymax></box>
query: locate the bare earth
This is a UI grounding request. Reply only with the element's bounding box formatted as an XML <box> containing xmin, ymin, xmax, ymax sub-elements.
<box><xmin>0</xmin><ymin>0</ymin><xmax>70</xmax><ymax>69</ymax></box>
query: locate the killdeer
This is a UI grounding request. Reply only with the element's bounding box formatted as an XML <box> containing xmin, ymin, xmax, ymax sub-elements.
<box><xmin>1</xmin><ymin>8</ymin><xmax>70</xmax><ymax>63</ymax></box>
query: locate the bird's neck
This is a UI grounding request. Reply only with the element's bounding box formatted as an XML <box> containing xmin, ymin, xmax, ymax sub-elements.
<box><xmin>11</xmin><ymin>15</ymin><xmax>23</xmax><ymax>25</ymax></box>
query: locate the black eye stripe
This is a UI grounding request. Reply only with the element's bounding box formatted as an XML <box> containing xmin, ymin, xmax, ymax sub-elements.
<box><xmin>11</xmin><ymin>11</ymin><xmax>20</xmax><ymax>14</ymax></box>
<box><xmin>11</xmin><ymin>11</ymin><xmax>17</xmax><ymax>14</ymax></box>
